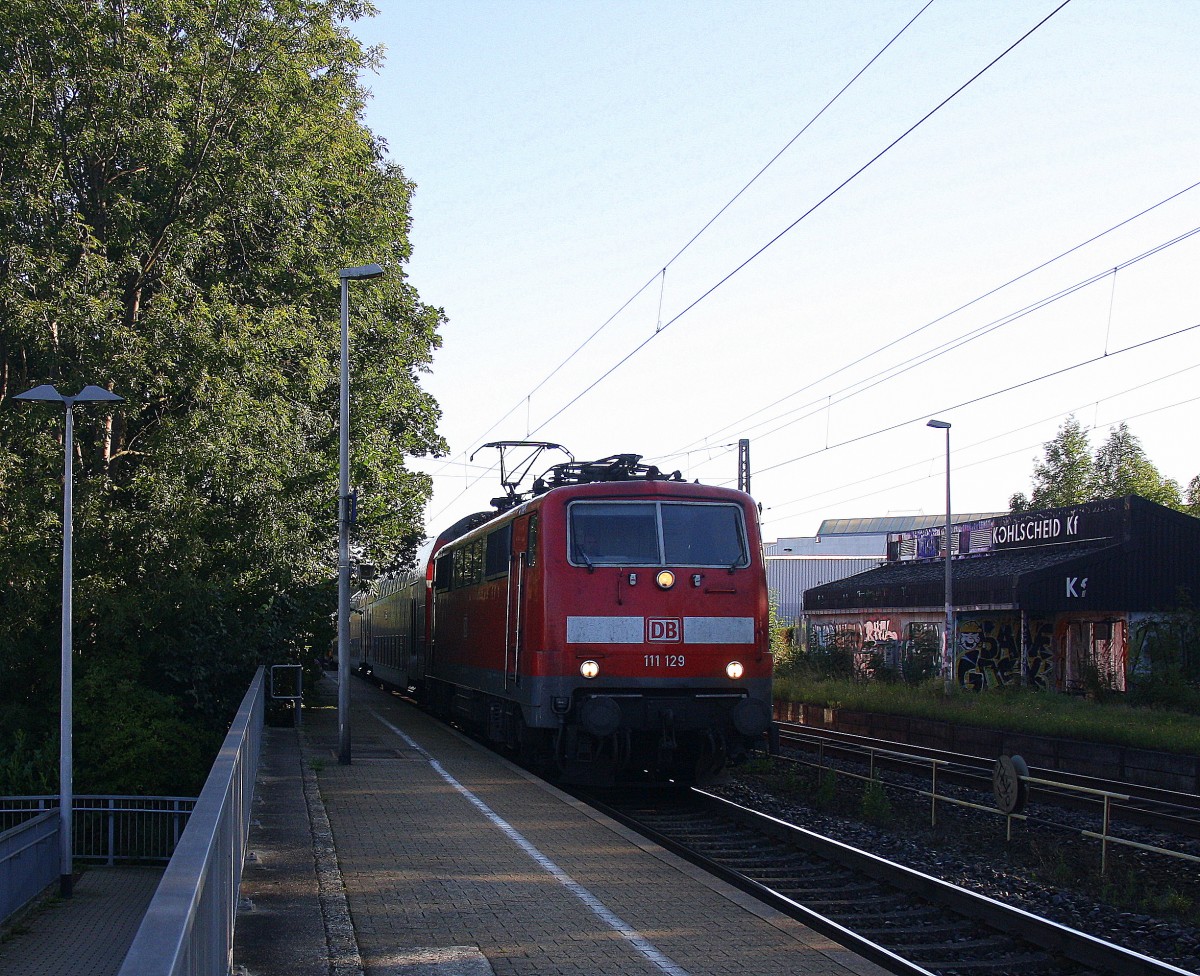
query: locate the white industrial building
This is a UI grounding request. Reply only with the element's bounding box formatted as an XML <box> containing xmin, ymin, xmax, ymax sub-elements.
<box><xmin>765</xmin><ymin>513</ymin><xmax>1003</xmax><ymax>629</ymax></box>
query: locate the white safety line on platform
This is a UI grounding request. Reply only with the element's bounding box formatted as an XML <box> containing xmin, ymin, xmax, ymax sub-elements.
<box><xmin>369</xmin><ymin>709</ymin><xmax>692</xmax><ymax>976</ymax></box>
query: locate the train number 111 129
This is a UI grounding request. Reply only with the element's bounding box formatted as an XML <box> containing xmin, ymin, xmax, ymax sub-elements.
<box><xmin>644</xmin><ymin>654</ymin><xmax>685</xmax><ymax>668</ymax></box>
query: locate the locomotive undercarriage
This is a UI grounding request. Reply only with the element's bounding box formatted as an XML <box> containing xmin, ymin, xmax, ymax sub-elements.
<box><xmin>561</xmin><ymin>690</ymin><xmax>759</xmax><ymax>785</ymax></box>
<box><xmin>414</xmin><ymin>674</ymin><xmax>772</xmax><ymax>785</ymax></box>
<box><xmin>370</xmin><ymin>673</ymin><xmax>771</xmax><ymax>785</ymax></box>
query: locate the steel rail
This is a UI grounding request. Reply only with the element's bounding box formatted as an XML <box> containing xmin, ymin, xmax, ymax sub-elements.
<box><xmin>578</xmin><ymin>785</ymin><xmax>1194</xmax><ymax>976</ymax></box>
<box><xmin>690</xmin><ymin>789</ymin><xmax>1193</xmax><ymax>976</ymax></box>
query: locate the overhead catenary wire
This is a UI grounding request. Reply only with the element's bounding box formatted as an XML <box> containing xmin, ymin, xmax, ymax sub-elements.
<box><xmin>747</xmin><ymin>321</ymin><xmax>1200</xmax><ymax>482</ymax></box>
<box><xmin>664</xmin><ymin>221</ymin><xmax>1200</xmax><ymax>474</ymax></box>
<box><xmin>760</xmin><ymin>410</ymin><xmax>1180</xmax><ymax>525</ymax></box>
<box><xmin>460</xmin><ymin>0</ymin><xmax>935</xmax><ymax>446</ymax></box>
<box><xmin>756</xmin><ymin>362</ymin><xmax>1200</xmax><ymax>520</ymax></box>
<box><xmin>416</xmin><ymin>1</ymin><xmax>941</xmax><ymax>526</ymax></box>
<box><xmin>524</xmin><ymin>0</ymin><xmax>1075</xmax><ymax>439</ymax></box>
<box><xmin>760</xmin><ymin>389</ymin><xmax>1200</xmax><ymax>527</ymax></box>
<box><xmin>669</xmin><ymin>177</ymin><xmax>1200</xmax><ymax>458</ymax></box>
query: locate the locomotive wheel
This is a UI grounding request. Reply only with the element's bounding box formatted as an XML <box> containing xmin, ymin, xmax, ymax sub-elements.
<box><xmin>553</xmin><ymin>727</ymin><xmax>620</xmax><ymax>786</ymax></box>
<box><xmin>516</xmin><ymin>720</ymin><xmax>554</xmax><ymax>771</ymax></box>
<box><xmin>693</xmin><ymin>732</ymin><xmax>730</xmax><ymax>786</ymax></box>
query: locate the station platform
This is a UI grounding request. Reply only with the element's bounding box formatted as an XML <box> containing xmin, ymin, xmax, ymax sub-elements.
<box><xmin>235</xmin><ymin>675</ymin><xmax>890</xmax><ymax>976</ymax></box>
<box><xmin>0</xmin><ymin>865</ymin><xmax>163</xmax><ymax>976</ymax></box>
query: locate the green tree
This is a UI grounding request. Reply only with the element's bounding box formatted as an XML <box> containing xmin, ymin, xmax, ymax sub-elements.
<box><xmin>0</xmin><ymin>0</ymin><xmax>446</xmax><ymax>793</ymax></box>
<box><xmin>1010</xmin><ymin>415</ymin><xmax>1094</xmax><ymax>512</ymax></box>
<box><xmin>1185</xmin><ymin>476</ymin><xmax>1200</xmax><ymax>518</ymax></box>
<box><xmin>1010</xmin><ymin>416</ymin><xmax>1196</xmax><ymax>517</ymax></box>
<box><xmin>1091</xmin><ymin>423</ymin><xmax>1182</xmax><ymax>508</ymax></box>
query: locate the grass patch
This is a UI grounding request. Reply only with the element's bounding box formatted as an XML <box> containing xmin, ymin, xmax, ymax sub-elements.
<box><xmin>773</xmin><ymin>674</ymin><xmax>1200</xmax><ymax>756</ymax></box>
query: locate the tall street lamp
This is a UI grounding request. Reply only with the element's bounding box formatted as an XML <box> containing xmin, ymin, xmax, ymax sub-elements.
<box><xmin>338</xmin><ymin>263</ymin><xmax>384</xmax><ymax>765</ymax></box>
<box><xmin>926</xmin><ymin>419</ymin><xmax>955</xmax><ymax>694</ymax></box>
<box><xmin>13</xmin><ymin>383</ymin><xmax>124</xmax><ymax>896</ymax></box>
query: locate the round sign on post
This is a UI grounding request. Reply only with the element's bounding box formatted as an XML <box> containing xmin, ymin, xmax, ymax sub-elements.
<box><xmin>993</xmin><ymin>754</ymin><xmax>1029</xmax><ymax>815</ymax></box>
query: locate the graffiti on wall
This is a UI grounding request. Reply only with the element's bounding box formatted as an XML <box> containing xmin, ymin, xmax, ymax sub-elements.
<box><xmin>1026</xmin><ymin>620</ymin><xmax>1054</xmax><ymax>690</ymax></box>
<box><xmin>955</xmin><ymin>616</ymin><xmax>1055</xmax><ymax>690</ymax></box>
<box><xmin>808</xmin><ymin>621</ymin><xmax>861</xmax><ymax>650</ymax></box>
<box><xmin>956</xmin><ymin>618</ymin><xmax>1018</xmax><ymax>690</ymax></box>
<box><xmin>809</xmin><ymin>613</ymin><xmax>1058</xmax><ymax>688</ymax></box>
<box><xmin>808</xmin><ymin>617</ymin><xmax>940</xmax><ymax>681</ymax></box>
<box><xmin>863</xmin><ymin>618</ymin><xmax>898</xmax><ymax>644</ymax></box>
<box><xmin>809</xmin><ymin>618</ymin><xmax>899</xmax><ymax>652</ymax></box>
<box><xmin>1127</xmin><ymin>612</ymin><xmax>1200</xmax><ymax>681</ymax></box>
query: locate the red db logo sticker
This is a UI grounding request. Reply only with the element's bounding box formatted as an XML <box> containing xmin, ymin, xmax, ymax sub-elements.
<box><xmin>647</xmin><ymin>618</ymin><xmax>682</xmax><ymax>642</ymax></box>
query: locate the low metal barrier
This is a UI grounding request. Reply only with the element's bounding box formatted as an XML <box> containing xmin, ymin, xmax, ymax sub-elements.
<box><xmin>0</xmin><ymin>811</ymin><xmax>58</xmax><ymax>925</ymax></box>
<box><xmin>0</xmin><ymin>796</ymin><xmax>195</xmax><ymax>865</ymax></box>
<box><xmin>117</xmin><ymin>666</ymin><xmax>265</xmax><ymax>976</ymax></box>
<box><xmin>781</xmin><ymin>729</ymin><xmax>1200</xmax><ymax>875</ymax></box>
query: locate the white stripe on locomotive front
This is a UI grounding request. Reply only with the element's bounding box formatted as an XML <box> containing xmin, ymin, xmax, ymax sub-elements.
<box><xmin>565</xmin><ymin>615</ymin><xmax>755</xmax><ymax>644</ymax></box>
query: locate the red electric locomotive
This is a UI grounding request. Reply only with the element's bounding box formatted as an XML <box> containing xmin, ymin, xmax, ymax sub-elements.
<box><xmin>351</xmin><ymin>451</ymin><xmax>774</xmax><ymax>783</ymax></box>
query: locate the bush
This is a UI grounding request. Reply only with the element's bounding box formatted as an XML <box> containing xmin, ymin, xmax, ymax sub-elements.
<box><xmin>0</xmin><ymin>729</ymin><xmax>57</xmax><ymax>795</ymax></box>
<box><xmin>1127</xmin><ymin>673</ymin><xmax>1200</xmax><ymax>711</ymax></box>
<box><xmin>813</xmin><ymin>767</ymin><xmax>838</xmax><ymax>809</ymax></box>
<box><xmin>862</xmin><ymin>774</ymin><xmax>893</xmax><ymax>825</ymax></box>
<box><xmin>75</xmin><ymin>661</ymin><xmax>219</xmax><ymax>796</ymax></box>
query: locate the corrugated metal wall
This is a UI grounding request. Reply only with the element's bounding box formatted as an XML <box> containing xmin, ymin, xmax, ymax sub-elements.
<box><xmin>767</xmin><ymin>556</ymin><xmax>881</xmax><ymax>623</ymax></box>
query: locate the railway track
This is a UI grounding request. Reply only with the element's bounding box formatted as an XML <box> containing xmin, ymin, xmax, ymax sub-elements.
<box><xmin>774</xmin><ymin>721</ymin><xmax>1200</xmax><ymax>842</ymax></box>
<box><xmin>582</xmin><ymin>786</ymin><xmax>1193</xmax><ymax>976</ymax></box>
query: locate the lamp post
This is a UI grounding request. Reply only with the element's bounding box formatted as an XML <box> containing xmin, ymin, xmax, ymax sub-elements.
<box><xmin>338</xmin><ymin>263</ymin><xmax>384</xmax><ymax>765</ymax></box>
<box><xmin>13</xmin><ymin>383</ymin><xmax>124</xmax><ymax>897</ymax></box>
<box><xmin>926</xmin><ymin>419</ymin><xmax>954</xmax><ymax>695</ymax></box>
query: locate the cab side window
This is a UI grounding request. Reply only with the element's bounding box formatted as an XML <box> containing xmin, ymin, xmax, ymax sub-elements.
<box><xmin>485</xmin><ymin>524</ymin><xmax>512</xmax><ymax>578</ymax></box>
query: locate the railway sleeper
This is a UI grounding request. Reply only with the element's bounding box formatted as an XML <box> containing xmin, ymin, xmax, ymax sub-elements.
<box><xmin>854</xmin><ymin>909</ymin><xmax>964</xmax><ymax>930</ymax></box>
<box><xmin>909</xmin><ymin>949</ymin><xmax>1073</xmax><ymax>973</ymax></box>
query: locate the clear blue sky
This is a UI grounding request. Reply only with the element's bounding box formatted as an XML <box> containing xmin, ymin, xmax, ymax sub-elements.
<box><xmin>350</xmin><ymin>0</ymin><xmax>1200</xmax><ymax>542</ymax></box>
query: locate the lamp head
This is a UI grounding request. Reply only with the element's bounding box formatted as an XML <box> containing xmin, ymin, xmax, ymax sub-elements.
<box><xmin>339</xmin><ymin>263</ymin><xmax>385</xmax><ymax>280</ymax></box>
<box><xmin>75</xmin><ymin>385</ymin><xmax>124</xmax><ymax>404</ymax></box>
<box><xmin>13</xmin><ymin>384</ymin><xmax>123</xmax><ymax>405</ymax></box>
<box><xmin>13</xmin><ymin>384</ymin><xmax>65</xmax><ymax>402</ymax></box>
<box><xmin>926</xmin><ymin>419</ymin><xmax>951</xmax><ymax>429</ymax></box>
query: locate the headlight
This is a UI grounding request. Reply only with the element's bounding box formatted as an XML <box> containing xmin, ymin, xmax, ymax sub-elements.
<box><xmin>655</xmin><ymin>570</ymin><xmax>676</xmax><ymax>590</ymax></box>
<box><xmin>580</xmin><ymin>659</ymin><xmax>600</xmax><ymax>679</ymax></box>
<box><xmin>725</xmin><ymin>661</ymin><xmax>744</xmax><ymax>679</ymax></box>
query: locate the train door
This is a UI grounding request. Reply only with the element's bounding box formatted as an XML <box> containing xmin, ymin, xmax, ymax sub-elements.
<box><xmin>405</xmin><ymin>592</ymin><xmax>420</xmax><ymax>688</ymax></box>
<box><xmin>505</xmin><ymin>513</ymin><xmax>536</xmax><ymax>689</ymax></box>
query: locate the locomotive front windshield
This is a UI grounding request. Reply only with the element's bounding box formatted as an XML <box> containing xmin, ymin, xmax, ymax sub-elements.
<box><xmin>568</xmin><ymin>501</ymin><xmax>749</xmax><ymax>568</ymax></box>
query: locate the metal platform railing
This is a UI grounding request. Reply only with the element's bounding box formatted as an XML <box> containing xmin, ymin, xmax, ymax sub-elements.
<box><xmin>118</xmin><ymin>666</ymin><xmax>265</xmax><ymax>976</ymax></box>
<box><xmin>0</xmin><ymin>796</ymin><xmax>196</xmax><ymax>865</ymax></box>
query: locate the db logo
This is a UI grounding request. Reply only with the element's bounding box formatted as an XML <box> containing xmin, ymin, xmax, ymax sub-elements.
<box><xmin>647</xmin><ymin>618</ymin><xmax>682</xmax><ymax>642</ymax></box>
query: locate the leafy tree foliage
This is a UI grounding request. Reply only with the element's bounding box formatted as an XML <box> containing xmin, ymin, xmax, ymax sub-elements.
<box><xmin>1091</xmin><ymin>423</ymin><xmax>1182</xmax><ymax>508</ymax></box>
<box><xmin>1010</xmin><ymin>415</ymin><xmax>1192</xmax><ymax>516</ymax></box>
<box><xmin>1009</xmin><ymin>415</ymin><xmax>1094</xmax><ymax>512</ymax></box>
<box><xmin>1186</xmin><ymin>476</ymin><xmax>1200</xmax><ymax>518</ymax></box>
<box><xmin>0</xmin><ymin>0</ymin><xmax>446</xmax><ymax>793</ymax></box>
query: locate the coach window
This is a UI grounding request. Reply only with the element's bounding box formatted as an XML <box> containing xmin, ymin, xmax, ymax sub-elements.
<box><xmin>485</xmin><ymin>523</ymin><xmax>512</xmax><ymax>578</ymax></box>
<box><xmin>434</xmin><ymin>553</ymin><xmax>452</xmax><ymax>591</ymax></box>
<box><xmin>453</xmin><ymin>538</ymin><xmax>485</xmax><ymax>588</ymax></box>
